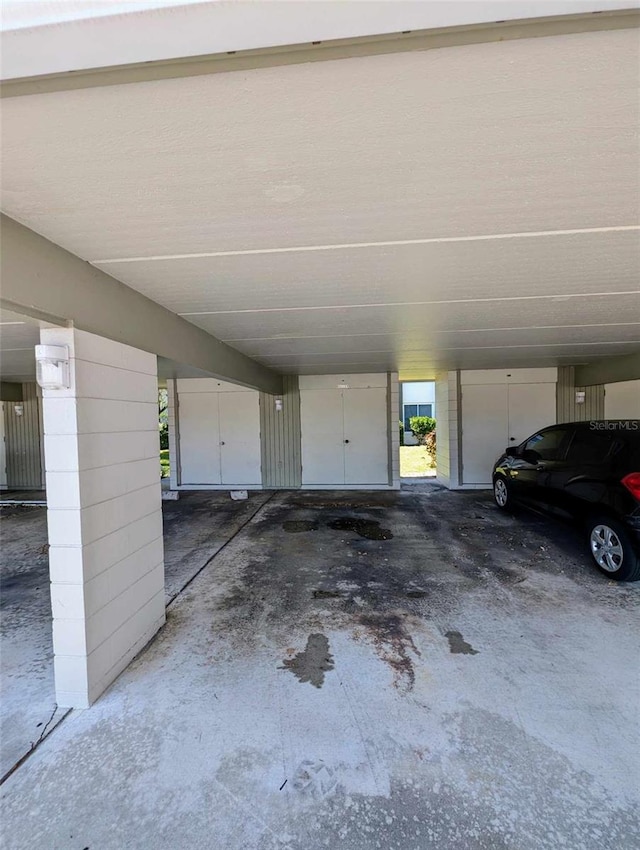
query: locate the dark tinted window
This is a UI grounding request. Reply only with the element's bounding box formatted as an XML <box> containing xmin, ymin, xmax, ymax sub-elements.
<box><xmin>523</xmin><ymin>428</ymin><xmax>568</xmax><ymax>461</ymax></box>
<box><xmin>565</xmin><ymin>430</ymin><xmax>617</xmax><ymax>465</ymax></box>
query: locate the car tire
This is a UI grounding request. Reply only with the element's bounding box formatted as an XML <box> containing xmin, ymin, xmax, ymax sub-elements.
<box><xmin>587</xmin><ymin>516</ymin><xmax>640</xmax><ymax>582</ymax></box>
<box><xmin>493</xmin><ymin>475</ymin><xmax>513</xmax><ymax>512</ymax></box>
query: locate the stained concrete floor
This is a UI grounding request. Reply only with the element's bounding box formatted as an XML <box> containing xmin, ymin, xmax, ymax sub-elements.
<box><xmin>0</xmin><ymin>493</ymin><xmax>273</xmax><ymax>780</ymax></box>
<box><xmin>1</xmin><ymin>487</ymin><xmax>639</xmax><ymax>849</ymax></box>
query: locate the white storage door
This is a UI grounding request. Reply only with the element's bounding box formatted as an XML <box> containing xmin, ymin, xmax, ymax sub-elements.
<box><xmin>0</xmin><ymin>404</ymin><xmax>6</xmax><ymax>488</ymax></box>
<box><xmin>218</xmin><ymin>392</ymin><xmax>261</xmax><ymax>485</ymax></box>
<box><xmin>301</xmin><ymin>389</ymin><xmax>345</xmax><ymax>485</ymax></box>
<box><xmin>344</xmin><ymin>388</ymin><xmax>389</xmax><ymax>485</ymax></box>
<box><xmin>178</xmin><ymin>393</ymin><xmax>221</xmax><ymax>484</ymax></box>
<box><xmin>461</xmin><ymin>383</ymin><xmax>509</xmax><ymax>484</ymax></box>
<box><xmin>507</xmin><ymin>383</ymin><xmax>556</xmax><ymax>445</ymax></box>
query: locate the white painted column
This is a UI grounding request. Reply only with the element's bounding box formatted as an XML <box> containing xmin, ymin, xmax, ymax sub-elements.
<box><xmin>41</xmin><ymin>328</ymin><xmax>165</xmax><ymax>708</ymax></box>
<box><xmin>435</xmin><ymin>371</ymin><xmax>461</xmax><ymax>489</ymax></box>
<box><xmin>388</xmin><ymin>372</ymin><xmax>400</xmax><ymax>489</ymax></box>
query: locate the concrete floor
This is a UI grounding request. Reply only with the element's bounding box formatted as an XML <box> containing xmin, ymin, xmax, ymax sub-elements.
<box><xmin>0</xmin><ymin>492</ymin><xmax>273</xmax><ymax>780</ymax></box>
<box><xmin>1</xmin><ymin>487</ymin><xmax>639</xmax><ymax>849</ymax></box>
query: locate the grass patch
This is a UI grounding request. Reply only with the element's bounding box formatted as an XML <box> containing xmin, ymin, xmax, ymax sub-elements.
<box><xmin>400</xmin><ymin>445</ymin><xmax>436</xmax><ymax>478</ymax></box>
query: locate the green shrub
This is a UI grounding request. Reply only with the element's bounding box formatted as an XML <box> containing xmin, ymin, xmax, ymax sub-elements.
<box><xmin>424</xmin><ymin>429</ymin><xmax>437</xmax><ymax>467</ymax></box>
<box><xmin>159</xmin><ymin>421</ymin><xmax>169</xmax><ymax>450</ymax></box>
<box><xmin>409</xmin><ymin>415</ymin><xmax>436</xmax><ymax>445</ymax></box>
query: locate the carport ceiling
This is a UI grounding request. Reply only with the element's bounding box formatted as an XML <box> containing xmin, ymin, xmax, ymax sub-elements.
<box><xmin>2</xmin><ymin>27</ymin><xmax>639</xmax><ymax>379</ymax></box>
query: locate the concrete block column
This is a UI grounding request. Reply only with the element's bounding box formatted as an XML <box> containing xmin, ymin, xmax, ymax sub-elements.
<box><xmin>40</xmin><ymin>327</ymin><xmax>165</xmax><ymax>708</ymax></box>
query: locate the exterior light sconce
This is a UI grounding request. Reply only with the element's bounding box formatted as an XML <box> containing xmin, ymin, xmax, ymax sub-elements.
<box><xmin>575</xmin><ymin>391</ymin><xmax>586</xmax><ymax>405</ymax></box>
<box><xmin>35</xmin><ymin>344</ymin><xmax>70</xmax><ymax>390</ymax></box>
<box><xmin>14</xmin><ymin>404</ymin><xmax>24</xmax><ymax>417</ymax></box>
<box><xmin>275</xmin><ymin>398</ymin><xmax>283</xmax><ymax>412</ymax></box>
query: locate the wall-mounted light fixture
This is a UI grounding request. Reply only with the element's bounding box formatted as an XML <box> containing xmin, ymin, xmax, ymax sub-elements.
<box><xmin>275</xmin><ymin>398</ymin><xmax>283</xmax><ymax>412</ymax></box>
<box><xmin>575</xmin><ymin>391</ymin><xmax>586</xmax><ymax>405</ymax></box>
<box><xmin>14</xmin><ymin>404</ymin><xmax>23</xmax><ymax>417</ymax></box>
<box><xmin>35</xmin><ymin>344</ymin><xmax>70</xmax><ymax>390</ymax></box>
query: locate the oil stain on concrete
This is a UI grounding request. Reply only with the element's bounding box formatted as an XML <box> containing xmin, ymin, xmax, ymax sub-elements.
<box><xmin>281</xmin><ymin>633</ymin><xmax>334</xmax><ymax>688</ymax></box>
<box><xmin>327</xmin><ymin>517</ymin><xmax>394</xmax><ymax>540</ymax></box>
<box><xmin>282</xmin><ymin>520</ymin><xmax>319</xmax><ymax>533</ymax></box>
<box><xmin>358</xmin><ymin>613</ymin><xmax>420</xmax><ymax>690</ymax></box>
<box><xmin>445</xmin><ymin>630</ymin><xmax>479</xmax><ymax>655</ymax></box>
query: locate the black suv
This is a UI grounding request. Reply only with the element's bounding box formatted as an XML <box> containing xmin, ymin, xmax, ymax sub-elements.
<box><xmin>492</xmin><ymin>421</ymin><xmax>640</xmax><ymax>581</ymax></box>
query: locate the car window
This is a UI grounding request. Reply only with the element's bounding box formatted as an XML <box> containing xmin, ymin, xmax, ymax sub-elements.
<box><xmin>523</xmin><ymin>428</ymin><xmax>568</xmax><ymax>461</ymax></box>
<box><xmin>565</xmin><ymin>430</ymin><xmax>618</xmax><ymax>465</ymax></box>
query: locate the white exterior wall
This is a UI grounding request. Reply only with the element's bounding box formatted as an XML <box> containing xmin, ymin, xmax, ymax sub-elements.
<box><xmin>604</xmin><ymin>380</ymin><xmax>640</xmax><ymax>419</ymax></box>
<box><xmin>402</xmin><ymin>382</ymin><xmax>436</xmax><ymax>406</ymax></box>
<box><xmin>41</xmin><ymin>328</ymin><xmax>165</xmax><ymax>708</ymax></box>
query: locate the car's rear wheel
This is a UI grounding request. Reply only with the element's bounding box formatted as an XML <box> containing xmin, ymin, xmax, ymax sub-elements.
<box><xmin>493</xmin><ymin>476</ymin><xmax>512</xmax><ymax>511</ymax></box>
<box><xmin>588</xmin><ymin>517</ymin><xmax>640</xmax><ymax>582</ymax></box>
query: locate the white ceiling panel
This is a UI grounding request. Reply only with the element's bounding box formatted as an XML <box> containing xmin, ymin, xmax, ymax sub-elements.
<box><xmin>234</xmin><ymin>324</ymin><xmax>640</xmax><ymax>358</ymax></box>
<box><xmin>2</xmin><ymin>26</ymin><xmax>639</xmax><ymax>377</ymax></box>
<box><xmin>93</xmin><ymin>229</ymin><xmax>640</xmax><ymax>314</ymax></box>
<box><xmin>185</xmin><ymin>294</ymin><xmax>640</xmax><ymax>341</ymax></box>
<box><xmin>2</xmin><ymin>30</ymin><xmax>638</xmax><ymax>260</ymax></box>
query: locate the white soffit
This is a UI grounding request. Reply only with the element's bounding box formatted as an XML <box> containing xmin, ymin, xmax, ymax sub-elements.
<box><xmin>1</xmin><ymin>1</ymin><xmax>632</xmax><ymax>78</ymax></box>
<box><xmin>1</xmin><ymin>26</ymin><xmax>639</xmax><ymax>378</ymax></box>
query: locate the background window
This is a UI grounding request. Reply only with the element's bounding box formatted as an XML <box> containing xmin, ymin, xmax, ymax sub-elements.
<box><xmin>404</xmin><ymin>403</ymin><xmax>433</xmax><ymax>431</ymax></box>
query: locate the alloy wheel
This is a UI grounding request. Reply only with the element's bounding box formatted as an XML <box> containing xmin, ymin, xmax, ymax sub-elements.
<box><xmin>590</xmin><ymin>524</ymin><xmax>624</xmax><ymax>572</ymax></box>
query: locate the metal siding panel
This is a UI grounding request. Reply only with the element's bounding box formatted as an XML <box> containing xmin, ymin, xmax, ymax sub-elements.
<box><xmin>556</xmin><ymin>366</ymin><xmax>604</xmax><ymax>422</ymax></box>
<box><xmin>5</xmin><ymin>382</ymin><xmax>42</xmax><ymax>489</ymax></box>
<box><xmin>259</xmin><ymin>375</ymin><xmax>302</xmax><ymax>488</ymax></box>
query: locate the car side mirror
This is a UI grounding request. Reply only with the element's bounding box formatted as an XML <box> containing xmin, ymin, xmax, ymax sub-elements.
<box><xmin>505</xmin><ymin>446</ymin><xmax>518</xmax><ymax>457</ymax></box>
<box><xmin>521</xmin><ymin>448</ymin><xmax>540</xmax><ymax>464</ymax></box>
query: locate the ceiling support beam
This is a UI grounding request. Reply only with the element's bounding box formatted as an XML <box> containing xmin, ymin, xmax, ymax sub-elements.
<box><xmin>0</xmin><ymin>215</ymin><xmax>282</xmax><ymax>394</ymax></box>
<box><xmin>0</xmin><ymin>381</ymin><xmax>23</xmax><ymax>401</ymax></box>
<box><xmin>574</xmin><ymin>352</ymin><xmax>640</xmax><ymax>386</ymax></box>
<box><xmin>1</xmin><ymin>9</ymin><xmax>637</xmax><ymax>98</ymax></box>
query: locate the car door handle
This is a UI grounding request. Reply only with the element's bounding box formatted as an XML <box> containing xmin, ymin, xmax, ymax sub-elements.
<box><xmin>536</xmin><ymin>464</ymin><xmax>546</xmax><ymax>471</ymax></box>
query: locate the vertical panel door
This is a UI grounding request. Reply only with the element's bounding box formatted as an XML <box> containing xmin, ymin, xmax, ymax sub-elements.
<box><xmin>300</xmin><ymin>389</ymin><xmax>345</xmax><ymax>484</ymax></box>
<box><xmin>178</xmin><ymin>393</ymin><xmax>221</xmax><ymax>484</ymax></box>
<box><xmin>343</xmin><ymin>388</ymin><xmax>389</xmax><ymax>484</ymax></box>
<box><xmin>461</xmin><ymin>383</ymin><xmax>509</xmax><ymax>484</ymax></box>
<box><xmin>0</xmin><ymin>404</ymin><xmax>6</xmax><ymax>487</ymax></box>
<box><xmin>218</xmin><ymin>392</ymin><xmax>262</xmax><ymax>485</ymax></box>
<box><xmin>507</xmin><ymin>383</ymin><xmax>556</xmax><ymax>446</ymax></box>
